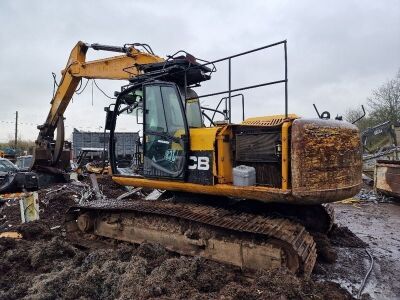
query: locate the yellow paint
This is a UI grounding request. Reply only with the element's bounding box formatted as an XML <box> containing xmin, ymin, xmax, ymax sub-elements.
<box><xmin>216</xmin><ymin>126</ymin><xmax>233</xmax><ymax>183</ymax></box>
<box><xmin>69</xmin><ymin>51</ymin><xmax>163</xmax><ymax>80</ymax></box>
<box><xmin>189</xmin><ymin>127</ymin><xmax>219</xmax><ymax>177</ymax></box>
<box><xmin>189</xmin><ymin>127</ymin><xmax>219</xmax><ymax>150</ymax></box>
<box><xmin>281</xmin><ymin>121</ymin><xmax>292</xmax><ymax>190</ymax></box>
<box><xmin>241</xmin><ymin>114</ymin><xmax>298</xmax><ymax>126</ymax></box>
<box><xmin>44</xmin><ymin>41</ymin><xmax>164</xmax><ymax>131</ymax></box>
<box><xmin>113</xmin><ymin>176</ymin><xmax>293</xmax><ymax>203</ymax></box>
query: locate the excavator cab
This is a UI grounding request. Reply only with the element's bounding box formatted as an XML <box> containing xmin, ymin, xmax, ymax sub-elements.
<box><xmin>110</xmin><ymin>81</ymin><xmax>190</xmax><ymax>180</ymax></box>
<box><xmin>142</xmin><ymin>83</ymin><xmax>189</xmax><ymax>179</ymax></box>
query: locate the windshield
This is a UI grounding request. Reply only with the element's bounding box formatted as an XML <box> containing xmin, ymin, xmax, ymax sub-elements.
<box><xmin>178</xmin><ymin>86</ymin><xmax>203</xmax><ymax>128</ymax></box>
<box><xmin>0</xmin><ymin>159</ymin><xmax>17</xmax><ymax>172</ymax></box>
<box><xmin>186</xmin><ymin>99</ymin><xmax>203</xmax><ymax>128</ymax></box>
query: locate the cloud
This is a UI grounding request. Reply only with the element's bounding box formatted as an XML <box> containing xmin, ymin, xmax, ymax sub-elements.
<box><xmin>0</xmin><ymin>0</ymin><xmax>399</xmax><ymax>142</ymax></box>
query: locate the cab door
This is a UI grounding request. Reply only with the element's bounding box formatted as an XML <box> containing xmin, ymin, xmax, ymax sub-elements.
<box><xmin>143</xmin><ymin>83</ymin><xmax>189</xmax><ymax>180</ymax></box>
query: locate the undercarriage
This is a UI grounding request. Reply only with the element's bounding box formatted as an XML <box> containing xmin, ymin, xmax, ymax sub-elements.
<box><xmin>65</xmin><ymin>196</ymin><xmax>334</xmax><ymax>276</ymax></box>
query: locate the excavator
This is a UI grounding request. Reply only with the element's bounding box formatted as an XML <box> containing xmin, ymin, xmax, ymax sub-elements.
<box><xmin>32</xmin><ymin>40</ymin><xmax>362</xmax><ymax>276</ymax></box>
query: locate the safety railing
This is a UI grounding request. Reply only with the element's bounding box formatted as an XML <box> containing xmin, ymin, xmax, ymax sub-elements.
<box><xmin>187</xmin><ymin>40</ymin><xmax>288</xmax><ymax>121</ymax></box>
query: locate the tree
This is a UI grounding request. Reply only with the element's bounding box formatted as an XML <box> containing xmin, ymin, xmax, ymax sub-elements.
<box><xmin>344</xmin><ymin>106</ymin><xmax>374</xmax><ymax>132</ymax></box>
<box><xmin>367</xmin><ymin>69</ymin><xmax>400</xmax><ymax>126</ymax></box>
<box><xmin>344</xmin><ymin>69</ymin><xmax>400</xmax><ymax>133</ymax></box>
<box><xmin>0</xmin><ymin>138</ymin><xmax>35</xmax><ymax>155</ymax></box>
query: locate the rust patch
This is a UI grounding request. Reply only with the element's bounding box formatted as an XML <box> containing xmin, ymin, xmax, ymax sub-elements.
<box><xmin>291</xmin><ymin>119</ymin><xmax>362</xmax><ymax>203</ymax></box>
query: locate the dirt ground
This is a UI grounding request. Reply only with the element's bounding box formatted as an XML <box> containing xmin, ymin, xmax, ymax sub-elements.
<box><xmin>0</xmin><ymin>227</ymin><xmax>352</xmax><ymax>300</ymax></box>
<box><xmin>0</xmin><ymin>179</ymin><xmax>398</xmax><ymax>299</ymax></box>
<box><xmin>314</xmin><ymin>202</ymin><xmax>400</xmax><ymax>299</ymax></box>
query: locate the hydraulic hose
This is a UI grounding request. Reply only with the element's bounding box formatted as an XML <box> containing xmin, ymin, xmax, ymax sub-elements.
<box><xmin>357</xmin><ymin>248</ymin><xmax>374</xmax><ymax>299</ymax></box>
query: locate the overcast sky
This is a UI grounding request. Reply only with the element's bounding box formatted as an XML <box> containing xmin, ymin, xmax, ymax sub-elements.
<box><xmin>0</xmin><ymin>0</ymin><xmax>399</xmax><ymax>142</ymax></box>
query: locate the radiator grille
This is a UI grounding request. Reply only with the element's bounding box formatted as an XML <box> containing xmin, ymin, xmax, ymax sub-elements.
<box><xmin>236</xmin><ymin>133</ymin><xmax>280</xmax><ymax>162</ymax></box>
<box><xmin>235</xmin><ymin>131</ymin><xmax>282</xmax><ymax>187</ymax></box>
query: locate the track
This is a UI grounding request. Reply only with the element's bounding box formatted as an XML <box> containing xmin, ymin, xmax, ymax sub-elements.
<box><xmin>211</xmin><ymin>198</ymin><xmax>335</xmax><ymax>234</ymax></box>
<box><xmin>65</xmin><ymin>199</ymin><xmax>317</xmax><ymax>276</ymax></box>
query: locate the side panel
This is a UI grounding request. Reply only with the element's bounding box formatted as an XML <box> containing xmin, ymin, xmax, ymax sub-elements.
<box><xmin>216</xmin><ymin>126</ymin><xmax>233</xmax><ymax>184</ymax></box>
<box><xmin>187</xmin><ymin>127</ymin><xmax>219</xmax><ymax>185</ymax></box>
<box><xmin>187</xmin><ymin>150</ymin><xmax>214</xmax><ymax>185</ymax></box>
<box><xmin>291</xmin><ymin>119</ymin><xmax>362</xmax><ymax>202</ymax></box>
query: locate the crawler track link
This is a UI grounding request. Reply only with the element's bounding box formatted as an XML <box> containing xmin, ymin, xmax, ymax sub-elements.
<box><xmin>66</xmin><ymin>199</ymin><xmax>317</xmax><ymax>276</ymax></box>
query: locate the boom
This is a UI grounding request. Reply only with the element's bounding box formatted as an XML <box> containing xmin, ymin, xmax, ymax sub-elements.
<box><xmin>33</xmin><ymin>41</ymin><xmax>164</xmax><ymax>169</ymax></box>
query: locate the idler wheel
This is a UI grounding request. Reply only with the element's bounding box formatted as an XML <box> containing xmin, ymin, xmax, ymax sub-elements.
<box><xmin>77</xmin><ymin>213</ymin><xmax>94</xmax><ymax>233</ymax></box>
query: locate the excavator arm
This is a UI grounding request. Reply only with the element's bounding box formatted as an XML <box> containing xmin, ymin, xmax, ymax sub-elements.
<box><xmin>33</xmin><ymin>41</ymin><xmax>164</xmax><ymax>169</ymax></box>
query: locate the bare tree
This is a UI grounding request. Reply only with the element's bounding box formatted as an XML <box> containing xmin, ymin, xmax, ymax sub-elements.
<box><xmin>368</xmin><ymin>69</ymin><xmax>400</xmax><ymax>126</ymax></box>
<box><xmin>344</xmin><ymin>106</ymin><xmax>373</xmax><ymax>132</ymax></box>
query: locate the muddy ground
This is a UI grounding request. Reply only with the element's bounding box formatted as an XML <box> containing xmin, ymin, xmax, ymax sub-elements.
<box><xmin>0</xmin><ymin>224</ymin><xmax>353</xmax><ymax>300</ymax></box>
<box><xmin>315</xmin><ymin>202</ymin><xmax>400</xmax><ymax>299</ymax></box>
<box><xmin>0</xmin><ymin>177</ymin><xmax>398</xmax><ymax>299</ymax></box>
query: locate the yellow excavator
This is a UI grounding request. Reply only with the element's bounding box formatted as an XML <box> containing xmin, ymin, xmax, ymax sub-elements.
<box><xmin>33</xmin><ymin>40</ymin><xmax>362</xmax><ymax>276</ymax></box>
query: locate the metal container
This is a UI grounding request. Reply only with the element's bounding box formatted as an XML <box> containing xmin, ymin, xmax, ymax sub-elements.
<box><xmin>72</xmin><ymin>128</ymin><xmax>139</xmax><ymax>160</ymax></box>
<box><xmin>375</xmin><ymin>159</ymin><xmax>400</xmax><ymax>199</ymax></box>
<box><xmin>233</xmin><ymin>165</ymin><xmax>256</xmax><ymax>186</ymax></box>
